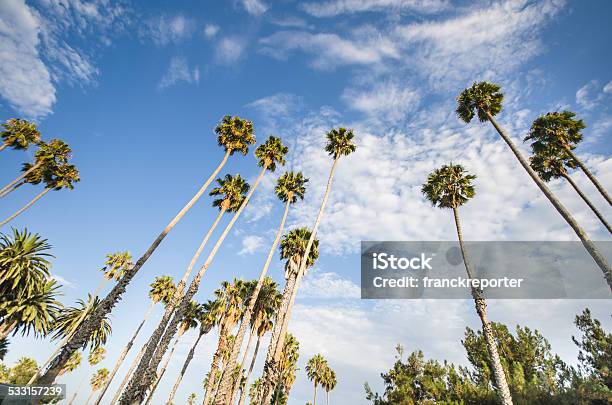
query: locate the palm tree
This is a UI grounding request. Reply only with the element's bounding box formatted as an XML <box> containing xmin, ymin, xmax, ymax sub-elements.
<box><xmin>456</xmin><ymin>82</ymin><xmax>611</xmax><ymax>290</ymax></box>
<box><xmin>144</xmin><ymin>301</ymin><xmax>201</xmax><ymax>405</ymax></box>
<box><xmin>525</xmin><ymin>111</ymin><xmax>611</xmax><ymax>205</ymax></box>
<box><xmin>85</xmin><ymin>368</ymin><xmax>109</xmax><ymax>405</ymax></box>
<box><xmin>422</xmin><ymin>163</ymin><xmax>513</xmax><ymax>404</ymax></box>
<box><xmin>97</xmin><ymin>276</ymin><xmax>176</xmax><ymax>405</ymax></box>
<box><xmin>124</xmin><ymin>175</ymin><xmax>250</xmax><ymax>403</ymax></box>
<box><xmin>68</xmin><ymin>345</ymin><xmax>107</xmax><ymax>404</ymax></box>
<box><xmin>187</xmin><ymin>392</ymin><xmax>197</xmax><ymax>405</ymax></box>
<box><xmin>270</xmin><ymin>333</ymin><xmax>300</xmax><ymax>404</ymax></box>
<box><xmin>0</xmin><ymin>139</ymin><xmax>71</xmax><ymax>198</ymax></box>
<box><xmin>0</xmin><ymin>118</ymin><xmax>40</xmax><ymax>152</ymax></box>
<box><xmin>167</xmin><ymin>300</ymin><xmax>220</xmax><ymax>404</ymax></box>
<box><xmin>0</xmin><ymin>162</ymin><xmax>80</xmax><ymax>227</ymax></box>
<box><xmin>37</xmin><ymin>115</ymin><xmax>255</xmax><ymax>385</ymax></box>
<box><xmin>58</xmin><ymin>351</ymin><xmax>82</xmax><ymax>377</ymax></box>
<box><xmin>124</xmin><ymin>136</ymin><xmax>288</xmax><ymax>404</ymax></box>
<box><xmin>260</xmin><ymin>128</ymin><xmax>355</xmax><ymax>404</ymax></box>
<box><xmin>217</xmin><ymin>171</ymin><xmax>308</xmax><ymax>402</ymax></box>
<box><xmin>50</xmin><ymin>295</ymin><xmax>111</xmax><ymax>351</ymax></box>
<box><xmin>321</xmin><ymin>366</ymin><xmax>336</xmax><ymax>405</ymax></box>
<box><xmin>249</xmin><ymin>378</ymin><xmax>263</xmax><ymax>404</ymax></box>
<box><xmin>306</xmin><ymin>354</ymin><xmax>328</xmax><ymax>405</ymax></box>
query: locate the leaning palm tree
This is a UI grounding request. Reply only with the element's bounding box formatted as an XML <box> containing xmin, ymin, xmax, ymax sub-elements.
<box><xmin>422</xmin><ymin>163</ymin><xmax>513</xmax><ymax>404</ymax></box>
<box><xmin>97</xmin><ymin>276</ymin><xmax>176</xmax><ymax>405</ymax></box>
<box><xmin>144</xmin><ymin>301</ymin><xmax>201</xmax><ymax>405</ymax></box>
<box><xmin>166</xmin><ymin>300</ymin><xmax>220</xmax><ymax>404</ymax></box>
<box><xmin>0</xmin><ymin>118</ymin><xmax>40</xmax><ymax>152</ymax></box>
<box><xmin>0</xmin><ymin>162</ymin><xmax>80</xmax><ymax>227</ymax></box>
<box><xmin>260</xmin><ymin>128</ymin><xmax>355</xmax><ymax>404</ymax></box>
<box><xmin>124</xmin><ymin>175</ymin><xmax>250</xmax><ymax>403</ymax></box>
<box><xmin>38</xmin><ymin>115</ymin><xmax>255</xmax><ymax>385</ymax></box>
<box><xmin>456</xmin><ymin>82</ymin><xmax>611</xmax><ymax>290</ymax></box>
<box><xmin>216</xmin><ymin>171</ymin><xmax>308</xmax><ymax>402</ymax></box>
<box><xmin>0</xmin><ymin>139</ymin><xmax>71</xmax><ymax>198</ymax></box>
<box><xmin>85</xmin><ymin>368</ymin><xmax>109</xmax><ymax>405</ymax></box>
<box><xmin>525</xmin><ymin>111</ymin><xmax>611</xmax><ymax>205</ymax></box>
<box><xmin>306</xmin><ymin>354</ymin><xmax>328</xmax><ymax>405</ymax></box>
<box><xmin>124</xmin><ymin>136</ymin><xmax>288</xmax><ymax>404</ymax></box>
<box><xmin>321</xmin><ymin>365</ymin><xmax>336</xmax><ymax>405</ymax></box>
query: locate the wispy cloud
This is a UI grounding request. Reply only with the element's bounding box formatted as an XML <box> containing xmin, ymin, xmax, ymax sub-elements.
<box><xmin>302</xmin><ymin>0</ymin><xmax>449</xmax><ymax>17</ymax></box>
<box><xmin>144</xmin><ymin>14</ymin><xmax>194</xmax><ymax>46</ymax></box>
<box><xmin>203</xmin><ymin>23</ymin><xmax>219</xmax><ymax>38</ymax></box>
<box><xmin>215</xmin><ymin>37</ymin><xmax>246</xmax><ymax>64</ymax></box>
<box><xmin>157</xmin><ymin>56</ymin><xmax>200</xmax><ymax>90</ymax></box>
<box><xmin>239</xmin><ymin>234</ymin><xmax>265</xmax><ymax>255</ymax></box>
<box><xmin>342</xmin><ymin>81</ymin><xmax>420</xmax><ymax>121</ymax></box>
<box><xmin>241</xmin><ymin>0</ymin><xmax>268</xmax><ymax>16</ymax></box>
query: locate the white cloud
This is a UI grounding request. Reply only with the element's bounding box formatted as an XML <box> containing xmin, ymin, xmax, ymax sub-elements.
<box><xmin>302</xmin><ymin>0</ymin><xmax>449</xmax><ymax>17</ymax></box>
<box><xmin>604</xmin><ymin>80</ymin><xmax>612</xmax><ymax>94</ymax></box>
<box><xmin>300</xmin><ymin>271</ymin><xmax>361</xmax><ymax>299</ymax></box>
<box><xmin>575</xmin><ymin>80</ymin><xmax>608</xmax><ymax>110</ymax></box>
<box><xmin>269</xmin><ymin>16</ymin><xmax>311</xmax><ymax>29</ymax></box>
<box><xmin>247</xmin><ymin>93</ymin><xmax>303</xmax><ymax>118</ymax></box>
<box><xmin>203</xmin><ymin>23</ymin><xmax>219</xmax><ymax>38</ymax></box>
<box><xmin>157</xmin><ymin>56</ymin><xmax>200</xmax><ymax>90</ymax></box>
<box><xmin>215</xmin><ymin>37</ymin><xmax>246</xmax><ymax>64</ymax></box>
<box><xmin>242</xmin><ymin>0</ymin><xmax>268</xmax><ymax>16</ymax></box>
<box><xmin>145</xmin><ymin>14</ymin><xmax>194</xmax><ymax>46</ymax></box>
<box><xmin>342</xmin><ymin>81</ymin><xmax>420</xmax><ymax>121</ymax></box>
<box><xmin>239</xmin><ymin>234</ymin><xmax>265</xmax><ymax>255</ymax></box>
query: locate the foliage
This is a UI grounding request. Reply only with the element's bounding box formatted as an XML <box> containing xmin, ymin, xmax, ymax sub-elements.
<box><xmin>59</xmin><ymin>350</ymin><xmax>82</xmax><ymax>376</ymax></box>
<box><xmin>255</xmin><ymin>135</ymin><xmax>288</xmax><ymax>172</ymax></box>
<box><xmin>1</xmin><ymin>118</ymin><xmax>41</xmax><ymax>150</ymax></box>
<box><xmin>88</xmin><ymin>346</ymin><xmax>106</xmax><ymax>366</ymax></box>
<box><xmin>215</xmin><ymin>115</ymin><xmax>256</xmax><ymax>156</ymax></box>
<box><xmin>90</xmin><ymin>368</ymin><xmax>110</xmax><ymax>390</ymax></box>
<box><xmin>280</xmin><ymin>228</ymin><xmax>319</xmax><ymax>275</ymax></box>
<box><xmin>51</xmin><ymin>294</ymin><xmax>111</xmax><ymax>350</ymax></box>
<box><xmin>422</xmin><ymin>164</ymin><xmax>476</xmax><ymax>209</ymax></box>
<box><xmin>0</xmin><ymin>338</ymin><xmax>8</xmax><ymax>360</ymax></box>
<box><xmin>149</xmin><ymin>275</ymin><xmax>177</xmax><ymax>305</ymax></box>
<box><xmin>101</xmin><ymin>251</ymin><xmax>133</xmax><ymax>281</ymax></box>
<box><xmin>210</xmin><ymin>174</ymin><xmax>250</xmax><ymax>212</ymax></box>
<box><xmin>0</xmin><ymin>357</ymin><xmax>39</xmax><ymax>385</ymax></box>
<box><xmin>275</xmin><ymin>171</ymin><xmax>308</xmax><ymax>203</ymax></box>
<box><xmin>325</xmin><ymin>127</ymin><xmax>356</xmax><ymax>158</ymax></box>
<box><xmin>456</xmin><ymin>81</ymin><xmax>504</xmax><ymax>123</ymax></box>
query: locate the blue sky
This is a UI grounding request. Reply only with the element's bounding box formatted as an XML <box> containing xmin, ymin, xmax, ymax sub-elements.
<box><xmin>1</xmin><ymin>0</ymin><xmax>611</xmax><ymax>404</ymax></box>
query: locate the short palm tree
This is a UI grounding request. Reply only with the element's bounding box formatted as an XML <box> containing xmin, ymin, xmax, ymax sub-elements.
<box><xmin>260</xmin><ymin>228</ymin><xmax>320</xmax><ymax>404</ymax></box>
<box><xmin>217</xmin><ymin>172</ymin><xmax>308</xmax><ymax>401</ymax></box>
<box><xmin>456</xmin><ymin>82</ymin><xmax>611</xmax><ymax>290</ymax></box>
<box><xmin>306</xmin><ymin>354</ymin><xmax>328</xmax><ymax>405</ymax></box>
<box><xmin>321</xmin><ymin>366</ymin><xmax>336</xmax><ymax>405</ymax></box>
<box><xmin>422</xmin><ymin>163</ymin><xmax>513</xmax><ymax>405</ymax></box>
<box><xmin>0</xmin><ymin>139</ymin><xmax>72</xmax><ymax>198</ymax></box>
<box><xmin>0</xmin><ymin>118</ymin><xmax>40</xmax><ymax>152</ymax></box>
<box><xmin>0</xmin><ymin>161</ymin><xmax>80</xmax><ymax>227</ymax></box>
<box><xmin>126</xmin><ymin>136</ymin><xmax>288</xmax><ymax>404</ymax></box>
<box><xmin>525</xmin><ymin>111</ymin><xmax>611</xmax><ymax>205</ymax></box>
<box><xmin>167</xmin><ymin>300</ymin><xmax>221</xmax><ymax>404</ymax></box>
<box><xmin>103</xmin><ymin>276</ymin><xmax>177</xmax><ymax>405</ymax></box>
<box><xmin>88</xmin><ymin>346</ymin><xmax>106</xmax><ymax>366</ymax></box>
<box><xmin>85</xmin><ymin>368</ymin><xmax>109</xmax><ymax>405</ymax></box>
<box><xmin>38</xmin><ymin>115</ymin><xmax>255</xmax><ymax>385</ymax></box>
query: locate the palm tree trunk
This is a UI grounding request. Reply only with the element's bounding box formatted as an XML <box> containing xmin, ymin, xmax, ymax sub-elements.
<box><xmin>125</xmin><ymin>207</ymin><xmax>226</xmax><ymax>398</ymax></box>
<box><xmin>227</xmin><ymin>326</ymin><xmax>256</xmax><ymax>403</ymax></box>
<box><xmin>261</xmin><ymin>157</ymin><xmax>340</xmax><ymax>404</ymax></box>
<box><xmin>123</xmin><ymin>166</ymin><xmax>268</xmax><ymax>404</ymax></box>
<box><xmin>565</xmin><ymin>148</ymin><xmax>612</xmax><ymax>205</ymax></box>
<box><xmin>85</xmin><ymin>390</ymin><xmax>95</xmax><ymax>405</ymax></box>
<box><xmin>0</xmin><ymin>143</ymin><xmax>7</xmax><ymax>152</ymax></box>
<box><xmin>144</xmin><ymin>335</ymin><xmax>180</xmax><ymax>405</ymax></box>
<box><xmin>202</xmin><ymin>330</ymin><xmax>227</xmax><ymax>405</ymax></box>
<box><xmin>0</xmin><ymin>162</ymin><xmax>39</xmax><ymax>197</ymax></box>
<box><xmin>68</xmin><ymin>373</ymin><xmax>87</xmax><ymax>405</ymax></box>
<box><xmin>37</xmin><ymin>150</ymin><xmax>231</xmax><ymax>386</ymax></box>
<box><xmin>313</xmin><ymin>384</ymin><xmax>317</xmax><ymax>405</ymax></box>
<box><xmin>453</xmin><ymin>207</ymin><xmax>513</xmax><ymax>405</ymax></box>
<box><xmin>94</xmin><ymin>301</ymin><xmax>156</xmax><ymax>405</ymax></box>
<box><xmin>0</xmin><ymin>320</ymin><xmax>17</xmax><ymax>340</ymax></box>
<box><xmin>326</xmin><ymin>390</ymin><xmax>329</xmax><ymax>405</ymax></box>
<box><xmin>216</xmin><ymin>198</ymin><xmax>292</xmax><ymax>404</ymax></box>
<box><xmin>0</xmin><ymin>181</ymin><xmax>25</xmax><ymax>198</ymax></box>
<box><xmin>166</xmin><ymin>331</ymin><xmax>205</xmax><ymax>404</ymax></box>
<box><xmin>561</xmin><ymin>173</ymin><xmax>611</xmax><ymax>233</ymax></box>
<box><xmin>110</xmin><ymin>334</ymin><xmax>149</xmax><ymax>405</ymax></box>
<box><xmin>237</xmin><ymin>335</ymin><xmax>261</xmax><ymax>405</ymax></box>
<box><xmin>0</xmin><ymin>187</ymin><xmax>50</xmax><ymax>227</ymax></box>
<box><xmin>486</xmin><ymin>113</ymin><xmax>612</xmax><ymax>291</ymax></box>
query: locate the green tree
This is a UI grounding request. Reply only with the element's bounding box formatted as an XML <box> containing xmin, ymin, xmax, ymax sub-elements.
<box><xmin>51</xmin><ymin>295</ymin><xmax>111</xmax><ymax>351</ymax></box>
<box><xmin>38</xmin><ymin>115</ymin><xmax>255</xmax><ymax>385</ymax></box>
<box><xmin>0</xmin><ymin>118</ymin><xmax>40</xmax><ymax>152</ymax></box>
<box><xmin>270</xmin><ymin>333</ymin><xmax>300</xmax><ymax>405</ymax></box>
<box><xmin>456</xmin><ymin>82</ymin><xmax>611</xmax><ymax>289</ymax></box>
<box><xmin>306</xmin><ymin>354</ymin><xmax>329</xmax><ymax>405</ymax></box>
<box><xmin>6</xmin><ymin>357</ymin><xmax>39</xmax><ymax>385</ymax></box>
<box><xmin>85</xmin><ymin>368</ymin><xmax>110</xmax><ymax>404</ymax></box>
<box><xmin>422</xmin><ymin>163</ymin><xmax>513</xmax><ymax>404</ymax></box>
<box><xmin>322</xmin><ymin>366</ymin><xmax>337</xmax><ymax>405</ymax></box>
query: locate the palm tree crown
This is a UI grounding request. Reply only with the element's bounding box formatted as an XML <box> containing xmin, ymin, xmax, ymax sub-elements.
<box><xmin>179</xmin><ymin>301</ymin><xmax>202</xmax><ymax>335</ymax></box>
<box><xmin>90</xmin><ymin>368</ymin><xmax>109</xmax><ymax>390</ymax></box>
<box><xmin>306</xmin><ymin>353</ymin><xmax>328</xmax><ymax>387</ymax></box>
<box><xmin>51</xmin><ymin>295</ymin><xmax>111</xmax><ymax>350</ymax></box>
<box><xmin>456</xmin><ymin>81</ymin><xmax>504</xmax><ymax>123</ymax></box>
<box><xmin>275</xmin><ymin>171</ymin><xmax>308</xmax><ymax>203</ymax></box>
<box><xmin>422</xmin><ymin>164</ymin><xmax>476</xmax><ymax>209</ymax></box>
<box><xmin>255</xmin><ymin>136</ymin><xmax>288</xmax><ymax>172</ymax></box>
<box><xmin>525</xmin><ymin>111</ymin><xmax>585</xmax><ymax>153</ymax></box>
<box><xmin>280</xmin><ymin>228</ymin><xmax>320</xmax><ymax>270</ymax></box>
<box><xmin>209</xmin><ymin>174</ymin><xmax>250</xmax><ymax>212</ymax></box>
<box><xmin>325</xmin><ymin>128</ymin><xmax>356</xmax><ymax>158</ymax></box>
<box><xmin>44</xmin><ymin>162</ymin><xmax>80</xmax><ymax>191</ymax></box>
<box><xmin>215</xmin><ymin>115</ymin><xmax>256</xmax><ymax>156</ymax></box>
<box><xmin>59</xmin><ymin>350</ymin><xmax>81</xmax><ymax>375</ymax></box>
<box><xmin>88</xmin><ymin>346</ymin><xmax>106</xmax><ymax>366</ymax></box>
<box><xmin>149</xmin><ymin>275</ymin><xmax>177</xmax><ymax>305</ymax></box>
<box><xmin>1</xmin><ymin>119</ymin><xmax>41</xmax><ymax>150</ymax></box>
<box><xmin>101</xmin><ymin>252</ymin><xmax>133</xmax><ymax>281</ymax></box>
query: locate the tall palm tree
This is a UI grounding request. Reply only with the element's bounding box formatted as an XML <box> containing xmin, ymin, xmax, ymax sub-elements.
<box><xmin>456</xmin><ymin>82</ymin><xmax>611</xmax><ymax>290</ymax></box>
<box><xmin>0</xmin><ymin>118</ymin><xmax>40</xmax><ymax>152</ymax></box>
<box><xmin>124</xmin><ymin>136</ymin><xmax>288</xmax><ymax>404</ymax></box>
<box><xmin>0</xmin><ymin>162</ymin><xmax>80</xmax><ymax>227</ymax></box>
<box><xmin>0</xmin><ymin>139</ymin><xmax>71</xmax><ymax>198</ymax></box>
<box><xmin>85</xmin><ymin>368</ymin><xmax>109</xmax><ymax>405</ymax></box>
<box><xmin>422</xmin><ymin>163</ymin><xmax>514</xmax><ymax>404</ymax></box>
<box><xmin>306</xmin><ymin>354</ymin><xmax>328</xmax><ymax>405</ymax></box>
<box><xmin>260</xmin><ymin>128</ymin><xmax>355</xmax><ymax>404</ymax></box>
<box><xmin>321</xmin><ymin>366</ymin><xmax>336</xmax><ymax>405</ymax></box>
<box><xmin>216</xmin><ymin>171</ymin><xmax>308</xmax><ymax>403</ymax></box>
<box><xmin>95</xmin><ymin>276</ymin><xmax>176</xmax><ymax>405</ymax></box>
<box><xmin>144</xmin><ymin>301</ymin><xmax>201</xmax><ymax>405</ymax></box>
<box><xmin>124</xmin><ymin>175</ymin><xmax>250</xmax><ymax>403</ymax></box>
<box><xmin>525</xmin><ymin>111</ymin><xmax>611</xmax><ymax>205</ymax></box>
<box><xmin>259</xmin><ymin>228</ymin><xmax>320</xmax><ymax>404</ymax></box>
<box><xmin>166</xmin><ymin>300</ymin><xmax>221</xmax><ymax>404</ymax></box>
<box><xmin>270</xmin><ymin>332</ymin><xmax>300</xmax><ymax>404</ymax></box>
<box><xmin>37</xmin><ymin>115</ymin><xmax>256</xmax><ymax>385</ymax></box>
